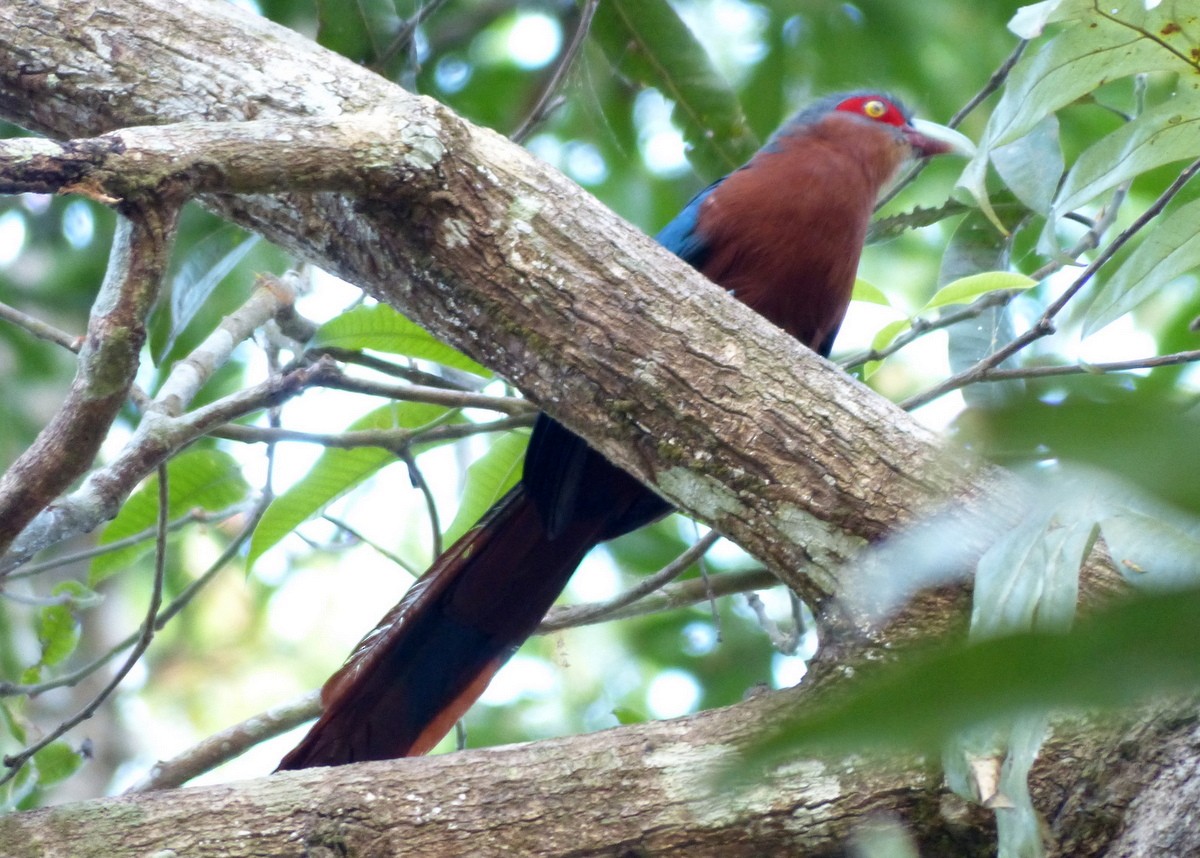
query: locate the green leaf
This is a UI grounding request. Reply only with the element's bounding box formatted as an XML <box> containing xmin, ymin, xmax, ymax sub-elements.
<box><xmin>1084</xmin><ymin>196</ymin><xmax>1200</xmax><ymax>335</ymax></box>
<box><xmin>590</xmin><ymin>0</ymin><xmax>757</xmax><ymax>178</ymax></box>
<box><xmin>920</xmin><ymin>272</ymin><xmax>1036</xmax><ymax>313</ymax></box>
<box><xmin>990</xmin><ymin>114</ymin><xmax>1063</xmax><ymax>215</ymax></box>
<box><xmin>313</xmin><ymin>304</ymin><xmax>490</xmax><ymax>377</ymax></box>
<box><xmin>985</xmin><ymin>7</ymin><xmax>1186</xmax><ymax>152</ymax></box>
<box><xmin>742</xmin><ymin>586</ymin><xmax>1200</xmax><ymax>764</ymax></box>
<box><xmin>1054</xmin><ymin>91</ymin><xmax>1200</xmax><ymax>217</ymax></box>
<box><xmin>90</xmin><ymin>448</ymin><xmax>250</xmax><ymax>583</ymax></box>
<box><xmin>30</xmin><ymin>741</ymin><xmax>83</xmax><ymax>788</ymax></box>
<box><xmin>961</xmin><ymin>3</ymin><xmax>1189</xmax><ymax>219</ymax></box>
<box><xmin>35</xmin><ymin>599</ymin><xmax>79</xmax><ymax>669</ymax></box>
<box><xmin>441</xmin><ymin>430</ymin><xmax>529</xmax><ymax>546</ymax></box>
<box><xmin>971</xmin><ymin>503</ymin><xmax>1093</xmax><ymax>639</ymax></box>
<box><xmin>247</xmin><ymin>402</ymin><xmax>453</xmax><ymax>568</ymax></box>
<box><xmin>852</xmin><ymin>278</ymin><xmax>891</xmax><ymax>307</ymax></box>
<box><xmin>863</xmin><ymin>319</ymin><xmax>911</xmax><ymax>379</ymax></box>
<box><xmin>1098</xmin><ymin>499</ymin><xmax>1200</xmax><ymax>588</ymax></box>
<box><xmin>161</xmin><ymin>226</ymin><xmax>258</xmax><ymax>359</ymax></box>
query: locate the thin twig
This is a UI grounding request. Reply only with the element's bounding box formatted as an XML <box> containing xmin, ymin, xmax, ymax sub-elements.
<box><xmin>0</xmin><ymin>301</ymin><xmax>80</xmax><ymax>352</ymax></box>
<box><xmin>5</xmin><ymin>506</ymin><xmax>243</xmax><ymax>581</ymax></box>
<box><xmin>511</xmin><ymin>0</ymin><xmax>601</xmax><ymax>142</ymax></box>
<box><xmin>129</xmin><ymin>689</ymin><xmax>321</xmax><ymax>792</ymax></box>
<box><xmin>1</xmin><ymin>464</ymin><xmax>169</xmax><ymax>786</ymax></box>
<box><xmin>210</xmin><ymin>414</ymin><xmax>532</xmax><ymax>449</ymax></box>
<box><xmin>311</xmin><ymin>348</ymin><xmax>486</xmax><ymax>392</ymax></box>
<box><xmin>969</xmin><ymin>348</ymin><xmax>1200</xmax><ymax>382</ymax></box>
<box><xmin>401</xmin><ymin>448</ymin><xmax>443</xmax><ymax>559</ymax></box>
<box><xmin>323</xmin><ymin>513</ymin><xmax>421</xmax><ymax>577</ymax></box>
<box><xmin>317</xmin><ymin>372</ymin><xmax>534</xmax><ymax>415</ymax></box>
<box><xmin>0</xmin><ymin>499</ymin><xmax>266</xmax><ymax>698</ymax></box>
<box><xmin>538</xmin><ymin>531</ymin><xmax>720</xmax><ymax>633</ymax></box>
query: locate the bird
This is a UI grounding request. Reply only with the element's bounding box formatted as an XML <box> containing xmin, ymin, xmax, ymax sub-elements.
<box><xmin>277</xmin><ymin>91</ymin><xmax>972</xmax><ymax>770</ymax></box>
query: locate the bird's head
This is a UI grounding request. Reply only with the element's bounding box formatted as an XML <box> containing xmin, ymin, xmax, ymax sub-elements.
<box><xmin>773</xmin><ymin>91</ymin><xmax>975</xmax><ymax>162</ymax></box>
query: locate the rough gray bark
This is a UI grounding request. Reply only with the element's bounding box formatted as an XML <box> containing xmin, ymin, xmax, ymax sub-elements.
<box><xmin>0</xmin><ymin>2</ymin><xmax>1192</xmax><ymax>856</ymax></box>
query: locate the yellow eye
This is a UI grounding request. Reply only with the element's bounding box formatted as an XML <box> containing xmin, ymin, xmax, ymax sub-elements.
<box><xmin>863</xmin><ymin>99</ymin><xmax>888</xmax><ymax>119</ymax></box>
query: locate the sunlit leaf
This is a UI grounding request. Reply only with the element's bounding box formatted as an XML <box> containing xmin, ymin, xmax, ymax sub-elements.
<box><xmin>442</xmin><ymin>430</ymin><xmax>529</xmax><ymax>545</ymax></box>
<box><xmin>962</xmin><ymin>2</ymin><xmax>1188</xmax><ymax>217</ymax></box>
<box><xmin>852</xmin><ymin>279</ymin><xmax>891</xmax><ymax>306</ymax></box>
<box><xmin>313</xmin><ymin>304</ymin><xmax>490</xmax><ymax>377</ymax></box>
<box><xmin>91</xmin><ymin>449</ymin><xmax>251</xmax><ymax>583</ymax></box>
<box><xmin>591</xmin><ymin>0</ymin><xmax>757</xmax><ymax>178</ymax></box>
<box><xmin>247</xmin><ymin>402</ymin><xmax>454</xmax><ymax>568</ymax></box>
<box><xmin>922</xmin><ymin>272</ymin><xmax>1036</xmax><ymax>312</ymax></box>
<box><xmin>985</xmin><ymin>7</ymin><xmax>1185</xmax><ymax>151</ymax></box>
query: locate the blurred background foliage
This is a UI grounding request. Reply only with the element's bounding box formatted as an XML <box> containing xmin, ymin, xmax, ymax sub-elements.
<box><xmin>3</xmin><ymin>2</ymin><xmax>1200</xmax><ymax>840</ymax></box>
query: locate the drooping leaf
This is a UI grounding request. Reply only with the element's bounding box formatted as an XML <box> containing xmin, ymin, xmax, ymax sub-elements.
<box><xmin>971</xmin><ymin>503</ymin><xmax>1094</xmax><ymax>639</ymax></box>
<box><xmin>1099</xmin><ymin>499</ymin><xmax>1200</xmax><ymax>589</ymax></box>
<box><xmin>35</xmin><ymin>598</ymin><xmax>80</xmax><ymax>669</ymax></box>
<box><xmin>247</xmin><ymin>402</ymin><xmax>455</xmax><ymax>568</ymax></box>
<box><xmin>30</xmin><ymin>741</ymin><xmax>83</xmax><ymax>789</ymax></box>
<box><xmin>990</xmin><ymin>114</ymin><xmax>1063</xmax><ymax>215</ymax></box>
<box><xmin>313</xmin><ymin>304</ymin><xmax>491</xmax><ymax>377</ymax></box>
<box><xmin>590</xmin><ymin>0</ymin><xmax>757</xmax><ymax>178</ymax></box>
<box><xmin>441</xmin><ymin>429</ymin><xmax>529</xmax><ymax>545</ymax></box>
<box><xmin>90</xmin><ymin>448</ymin><xmax>251</xmax><ymax>583</ymax></box>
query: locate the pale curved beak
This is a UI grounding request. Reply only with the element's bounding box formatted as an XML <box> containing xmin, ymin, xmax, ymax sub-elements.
<box><xmin>905</xmin><ymin>118</ymin><xmax>977</xmax><ymax>159</ymax></box>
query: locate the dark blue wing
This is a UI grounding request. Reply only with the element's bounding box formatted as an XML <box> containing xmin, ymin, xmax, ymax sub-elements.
<box><xmin>654</xmin><ymin>178</ymin><xmax>725</xmax><ymax>268</ymax></box>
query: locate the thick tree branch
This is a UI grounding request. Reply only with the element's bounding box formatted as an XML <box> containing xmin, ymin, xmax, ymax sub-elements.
<box><xmin>0</xmin><ymin>4</ymin><xmax>1161</xmax><ymax>856</ymax></box>
<box><xmin>0</xmin><ymin>0</ymin><xmax>1049</xmax><ymax>616</ymax></box>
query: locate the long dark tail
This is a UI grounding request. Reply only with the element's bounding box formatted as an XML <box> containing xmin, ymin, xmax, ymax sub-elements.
<box><xmin>276</xmin><ymin>484</ymin><xmax>611</xmax><ymax>770</ymax></box>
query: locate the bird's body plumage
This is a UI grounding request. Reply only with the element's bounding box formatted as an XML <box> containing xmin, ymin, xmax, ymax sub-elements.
<box><xmin>278</xmin><ymin>92</ymin><xmax>966</xmax><ymax>770</ymax></box>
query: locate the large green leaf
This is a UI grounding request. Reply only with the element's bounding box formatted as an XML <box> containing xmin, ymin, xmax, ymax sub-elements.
<box><xmin>441</xmin><ymin>429</ymin><xmax>529</xmax><ymax>545</ymax></box>
<box><xmin>313</xmin><ymin>304</ymin><xmax>490</xmax><ymax>377</ymax></box>
<box><xmin>961</xmin><ymin>1</ymin><xmax>1191</xmax><ymax>214</ymax></box>
<box><xmin>1054</xmin><ymin>89</ymin><xmax>1200</xmax><ymax>217</ymax></box>
<box><xmin>590</xmin><ymin>0</ymin><xmax>757</xmax><ymax>178</ymax></box>
<box><xmin>247</xmin><ymin>401</ymin><xmax>454</xmax><ymax>568</ymax></box>
<box><xmin>742</xmin><ymin>586</ymin><xmax>1200</xmax><ymax>764</ymax></box>
<box><xmin>970</xmin><ymin>502</ymin><xmax>1093</xmax><ymax>639</ymax></box>
<box><xmin>90</xmin><ymin>448</ymin><xmax>251</xmax><ymax>583</ymax></box>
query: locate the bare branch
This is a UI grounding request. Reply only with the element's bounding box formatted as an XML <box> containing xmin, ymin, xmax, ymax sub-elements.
<box><xmin>0</xmin><ymin>200</ymin><xmax>178</xmax><ymax>554</ymax></box>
